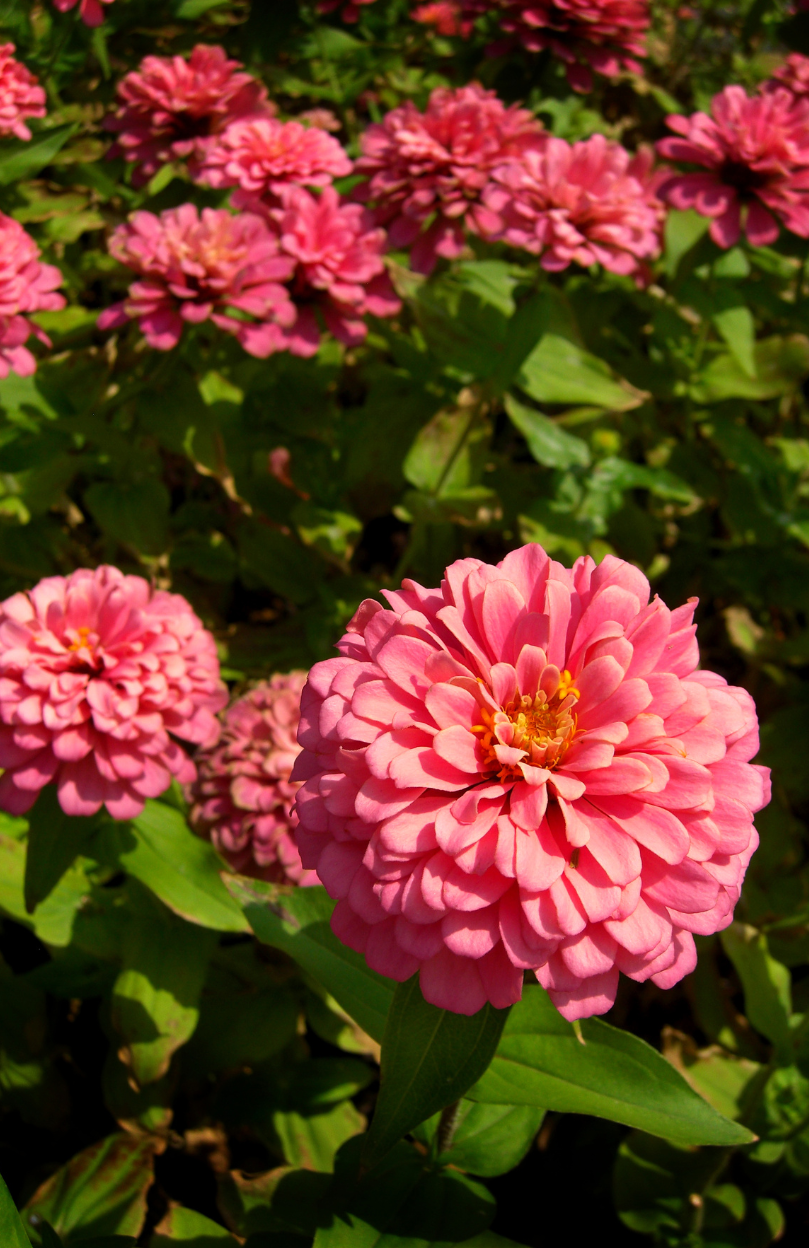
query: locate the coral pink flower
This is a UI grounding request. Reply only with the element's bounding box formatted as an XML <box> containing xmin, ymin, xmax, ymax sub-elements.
<box><xmin>769</xmin><ymin>53</ymin><xmax>809</xmax><ymax>98</ymax></box>
<box><xmin>318</xmin><ymin>0</ymin><xmax>378</xmax><ymax>19</ymax></box>
<box><xmin>460</xmin><ymin>0</ymin><xmax>649</xmax><ymax>92</ymax></box>
<box><xmin>292</xmin><ymin>545</ymin><xmax>769</xmax><ymax>1021</ymax></box>
<box><xmin>105</xmin><ymin>45</ymin><xmax>271</xmax><ymax>187</ymax></box>
<box><xmin>188</xmin><ymin>674</ymin><xmax>318</xmax><ymax>886</ymax></box>
<box><xmin>355</xmin><ymin>83</ymin><xmax>546</xmax><ymax>274</ymax></box>
<box><xmin>198</xmin><ymin>116</ymin><xmax>352</xmax><ymax>202</ymax></box>
<box><xmin>267</xmin><ymin>185</ymin><xmax>402</xmax><ymax>357</ymax></box>
<box><xmin>656</xmin><ymin>85</ymin><xmax>809</xmax><ymax>248</ymax></box>
<box><xmin>0</xmin><ymin>44</ymin><xmax>46</xmax><ymax>140</ymax></box>
<box><xmin>53</xmin><ymin>0</ymin><xmax>114</xmax><ymax>25</ymax></box>
<box><xmin>412</xmin><ymin>2</ymin><xmax>474</xmax><ymax>35</ymax></box>
<box><xmin>0</xmin><ymin>213</ymin><xmax>65</xmax><ymax>379</ymax></box>
<box><xmin>0</xmin><ymin>566</ymin><xmax>227</xmax><ymax>820</ymax></box>
<box><xmin>97</xmin><ymin>206</ymin><xmax>297</xmax><ymax>358</ymax></box>
<box><xmin>485</xmin><ymin>134</ymin><xmax>662</xmax><ymax>276</ymax></box>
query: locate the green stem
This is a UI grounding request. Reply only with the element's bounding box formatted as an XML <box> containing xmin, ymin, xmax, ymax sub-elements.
<box><xmin>435</xmin><ymin>1101</ymin><xmax>462</xmax><ymax>1156</ymax></box>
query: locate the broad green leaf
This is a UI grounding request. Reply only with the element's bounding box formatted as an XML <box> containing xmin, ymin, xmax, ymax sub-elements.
<box><xmin>504</xmin><ymin>394</ymin><xmax>590</xmax><ymax>469</ymax></box>
<box><xmin>661</xmin><ymin>1031</ymin><xmax>762</xmax><ymax>1122</ymax></box>
<box><xmin>84</xmin><ymin>479</ymin><xmax>170</xmax><ymax>557</ymax></box>
<box><xmin>226</xmin><ymin>878</ymin><xmax>394</xmax><ymax>1043</ymax></box>
<box><xmin>0</xmin><ymin>125</ymin><xmax>77</xmax><ymax>186</ymax></box>
<box><xmin>152</xmin><ymin>1207</ymin><xmax>237</xmax><ymax>1244</ymax></box>
<box><xmin>721</xmin><ymin>923</ymin><xmax>793</xmax><ymax>1063</ymax></box>
<box><xmin>24</xmin><ymin>787</ymin><xmax>97</xmax><ymax>913</ymax></box>
<box><xmin>585</xmin><ymin>456</ymin><xmax>696</xmax><ymax>508</ymax></box>
<box><xmin>455</xmin><ymin>261</ymin><xmax>519</xmax><ymax>317</ymax></box>
<box><xmin>362</xmin><ymin>978</ymin><xmax>510</xmax><ymax>1166</ymax></box>
<box><xmin>217</xmin><ymin>1167</ymin><xmax>332</xmax><ymax>1240</ymax></box>
<box><xmin>183</xmin><ymin>981</ymin><xmax>299</xmax><ymax>1078</ymax></box>
<box><xmin>691</xmin><ymin>334</ymin><xmax>809</xmax><ymax>402</ymax></box>
<box><xmin>403</xmin><ymin>404</ymin><xmax>491</xmax><ymax>497</ymax></box>
<box><xmin>0</xmin><ymin>1172</ymin><xmax>31</xmax><ymax>1248</ymax></box>
<box><xmin>468</xmin><ymin>987</ymin><xmax>753</xmax><ymax>1146</ymax></box>
<box><xmin>663</xmin><ymin>208</ymin><xmax>710</xmax><ymax>278</ymax></box>
<box><xmin>613</xmin><ymin>1131</ymin><xmax>723</xmax><ymax>1237</ymax></box>
<box><xmin>22</xmin><ymin>1135</ymin><xmax>154</xmax><ymax>1244</ymax></box>
<box><xmin>95</xmin><ymin>802</ymin><xmax>249</xmax><ymax>933</ymax></box>
<box><xmin>173</xmin><ymin>0</ymin><xmax>230</xmax><ymax>16</ymax></box>
<box><xmin>437</xmin><ymin>1102</ymin><xmax>545</xmax><ymax>1177</ymax></box>
<box><xmin>518</xmin><ymin>335</ymin><xmax>645</xmax><ymax>411</ymax></box>
<box><xmin>0</xmin><ymin>819</ymin><xmax>89</xmax><ymax>947</ymax></box>
<box><xmin>293</xmin><ymin>503</ymin><xmax>363</xmax><ymax>564</ymax></box>
<box><xmin>712</xmin><ymin>305</ymin><xmax>757</xmax><ymax>379</ymax></box>
<box><xmin>273</xmin><ymin>1101</ymin><xmax>366</xmax><ymax>1173</ymax></box>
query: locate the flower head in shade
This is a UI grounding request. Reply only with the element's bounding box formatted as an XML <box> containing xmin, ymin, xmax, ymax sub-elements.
<box><xmin>97</xmin><ymin>205</ymin><xmax>297</xmax><ymax>358</ymax></box>
<box><xmin>460</xmin><ymin>0</ymin><xmax>649</xmax><ymax>92</ymax></box>
<box><xmin>318</xmin><ymin>0</ymin><xmax>378</xmax><ymax>19</ymax></box>
<box><xmin>188</xmin><ymin>673</ymin><xmax>318</xmax><ymax>886</ymax></box>
<box><xmin>656</xmin><ymin>85</ymin><xmax>809</xmax><ymax>248</ymax></box>
<box><xmin>0</xmin><ymin>566</ymin><xmax>227</xmax><ymax>820</ymax></box>
<box><xmin>0</xmin><ymin>44</ymin><xmax>46</xmax><ymax>140</ymax></box>
<box><xmin>412</xmin><ymin>2</ymin><xmax>474</xmax><ymax>35</ymax></box>
<box><xmin>355</xmin><ymin>83</ymin><xmax>546</xmax><ymax>274</ymax></box>
<box><xmin>292</xmin><ymin>544</ymin><xmax>769</xmax><ymax>1021</ymax></box>
<box><xmin>0</xmin><ymin>213</ymin><xmax>65</xmax><ymax>379</ymax></box>
<box><xmin>105</xmin><ymin>45</ymin><xmax>271</xmax><ymax>186</ymax></box>
<box><xmin>769</xmin><ymin>53</ymin><xmax>809</xmax><ymax>98</ymax></box>
<box><xmin>53</xmin><ymin>0</ymin><xmax>115</xmax><ymax>25</ymax></box>
<box><xmin>267</xmin><ymin>185</ymin><xmax>402</xmax><ymax>357</ymax></box>
<box><xmin>485</xmin><ymin>134</ymin><xmax>662</xmax><ymax>276</ymax></box>
<box><xmin>198</xmin><ymin>116</ymin><xmax>352</xmax><ymax>202</ymax></box>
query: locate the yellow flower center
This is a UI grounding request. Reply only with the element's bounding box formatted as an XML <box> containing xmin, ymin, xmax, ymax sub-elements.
<box><xmin>473</xmin><ymin>669</ymin><xmax>582</xmax><ymax>782</ymax></box>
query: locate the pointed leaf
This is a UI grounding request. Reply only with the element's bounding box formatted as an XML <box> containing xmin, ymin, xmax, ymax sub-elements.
<box><xmin>0</xmin><ymin>125</ymin><xmax>77</xmax><ymax>186</ymax></box>
<box><xmin>505</xmin><ymin>394</ymin><xmax>590</xmax><ymax>469</ymax></box>
<box><xmin>518</xmin><ymin>335</ymin><xmax>645</xmax><ymax>411</ymax></box>
<box><xmin>0</xmin><ymin>1172</ymin><xmax>31</xmax><ymax>1248</ymax></box>
<box><xmin>712</xmin><ymin>305</ymin><xmax>757</xmax><ymax>379</ymax></box>
<box><xmin>24</xmin><ymin>786</ymin><xmax>97</xmax><ymax>913</ymax></box>
<box><xmin>721</xmin><ymin>922</ymin><xmax>793</xmax><ymax>1063</ymax></box>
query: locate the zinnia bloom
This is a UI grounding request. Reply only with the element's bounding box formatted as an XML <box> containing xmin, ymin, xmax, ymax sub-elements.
<box><xmin>0</xmin><ymin>566</ymin><xmax>227</xmax><ymax>820</ymax></box>
<box><xmin>485</xmin><ymin>134</ymin><xmax>662</xmax><ymax>275</ymax></box>
<box><xmin>355</xmin><ymin>83</ymin><xmax>546</xmax><ymax>274</ymax></box>
<box><xmin>292</xmin><ymin>545</ymin><xmax>769</xmax><ymax>1021</ymax></box>
<box><xmin>53</xmin><ymin>0</ymin><xmax>114</xmax><ymax>24</ymax></box>
<box><xmin>197</xmin><ymin>116</ymin><xmax>352</xmax><ymax>202</ymax></box>
<box><xmin>769</xmin><ymin>53</ymin><xmax>809</xmax><ymax>98</ymax></box>
<box><xmin>105</xmin><ymin>45</ymin><xmax>271</xmax><ymax>187</ymax></box>
<box><xmin>460</xmin><ymin>0</ymin><xmax>649</xmax><ymax>92</ymax></box>
<box><xmin>0</xmin><ymin>213</ymin><xmax>65</xmax><ymax>379</ymax></box>
<box><xmin>188</xmin><ymin>674</ymin><xmax>318</xmax><ymax>886</ymax></box>
<box><xmin>656</xmin><ymin>85</ymin><xmax>809</xmax><ymax>248</ymax></box>
<box><xmin>97</xmin><ymin>206</ymin><xmax>297</xmax><ymax>358</ymax></box>
<box><xmin>412</xmin><ymin>2</ymin><xmax>474</xmax><ymax>35</ymax></box>
<box><xmin>0</xmin><ymin>44</ymin><xmax>46</xmax><ymax>140</ymax></box>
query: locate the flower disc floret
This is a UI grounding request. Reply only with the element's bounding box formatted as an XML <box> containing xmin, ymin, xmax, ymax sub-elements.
<box><xmin>0</xmin><ymin>44</ymin><xmax>46</xmax><ymax>141</ymax></box>
<box><xmin>198</xmin><ymin>116</ymin><xmax>352</xmax><ymax>200</ymax></box>
<box><xmin>0</xmin><ymin>566</ymin><xmax>227</xmax><ymax>820</ymax></box>
<box><xmin>0</xmin><ymin>212</ymin><xmax>65</xmax><ymax>379</ymax></box>
<box><xmin>292</xmin><ymin>544</ymin><xmax>770</xmax><ymax>1021</ymax></box>
<box><xmin>188</xmin><ymin>673</ymin><xmax>318</xmax><ymax>885</ymax></box>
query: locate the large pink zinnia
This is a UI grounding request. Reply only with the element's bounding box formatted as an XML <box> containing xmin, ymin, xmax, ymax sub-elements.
<box><xmin>0</xmin><ymin>213</ymin><xmax>65</xmax><ymax>379</ymax></box>
<box><xmin>0</xmin><ymin>44</ymin><xmax>46</xmax><ymax>140</ymax></box>
<box><xmin>188</xmin><ymin>674</ymin><xmax>318</xmax><ymax>886</ymax></box>
<box><xmin>105</xmin><ymin>45</ymin><xmax>271</xmax><ymax>187</ymax></box>
<box><xmin>0</xmin><ymin>567</ymin><xmax>227</xmax><ymax>820</ymax></box>
<box><xmin>460</xmin><ymin>0</ymin><xmax>649</xmax><ymax>92</ymax></box>
<box><xmin>97</xmin><ymin>206</ymin><xmax>296</xmax><ymax>358</ymax></box>
<box><xmin>485</xmin><ymin>134</ymin><xmax>662</xmax><ymax>276</ymax></box>
<box><xmin>197</xmin><ymin>116</ymin><xmax>352</xmax><ymax>202</ymax></box>
<box><xmin>292</xmin><ymin>545</ymin><xmax>769</xmax><ymax>1021</ymax></box>
<box><xmin>354</xmin><ymin>84</ymin><xmax>545</xmax><ymax>274</ymax></box>
<box><xmin>656</xmin><ymin>85</ymin><xmax>809</xmax><ymax>248</ymax></box>
<box><xmin>53</xmin><ymin>0</ymin><xmax>114</xmax><ymax>25</ymax></box>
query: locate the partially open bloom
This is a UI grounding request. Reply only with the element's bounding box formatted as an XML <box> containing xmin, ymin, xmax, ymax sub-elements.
<box><xmin>105</xmin><ymin>45</ymin><xmax>271</xmax><ymax>186</ymax></box>
<box><xmin>293</xmin><ymin>545</ymin><xmax>769</xmax><ymax>1021</ymax></box>
<box><xmin>318</xmin><ymin>0</ymin><xmax>378</xmax><ymax>18</ymax></box>
<box><xmin>355</xmin><ymin>84</ymin><xmax>546</xmax><ymax>274</ymax></box>
<box><xmin>198</xmin><ymin>116</ymin><xmax>352</xmax><ymax>202</ymax></box>
<box><xmin>97</xmin><ymin>206</ymin><xmax>296</xmax><ymax>358</ymax></box>
<box><xmin>412</xmin><ymin>2</ymin><xmax>474</xmax><ymax>35</ymax></box>
<box><xmin>656</xmin><ymin>85</ymin><xmax>809</xmax><ymax>248</ymax></box>
<box><xmin>269</xmin><ymin>185</ymin><xmax>402</xmax><ymax>357</ymax></box>
<box><xmin>769</xmin><ymin>53</ymin><xmax>809</xmax><ymax>98</ymax></box>
<box><xmin>460</xmin><ymin>0</ymin><xmax>649</xmax><ymax>92</ymax></box>
<box><xmin>485</xmin><ymin>134</ymin><xmax>662</xmax><ymax>275</ymax></box>
<box><xmin>0</xmin><ymin>567</ymin><xmax>226</xmax><ymax>820</ymax></box>
<box><xmin>0</xmin><ymin>44</ymin><xmax>46</xmax><ymax>140</ymax></box>
<box><xmin>0</xmin><ymin>213</ymin><xmax>65</xmax><ymax>379</ymax></box>
<box><xmin>53</xmin><ymin>0</ymin><xmax>114</xmax><ymax>25</ymax></box>
<box><xmin>188</xmin><ymin>674</ymin><xmax>318</xmax><ymax>885</ymax></box>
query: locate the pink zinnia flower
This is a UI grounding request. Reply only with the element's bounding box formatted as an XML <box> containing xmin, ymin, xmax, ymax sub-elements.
<box><xmin>768</xmin><ymin>53</ymin><xmax>809</xmax><ymax>98</ymax></box>
<box><xmin>485</xmin><ymin>134</ymin><xmax>662</xmax><ymax>276</ymax></box>
<box><xmin>105</xmin><ymin>45</ymin><xmax>271</xmax><ymax>187</ymax></box>
<box><xmin>460</xmin><ymin>0</ymin><xmax>649</xmax><ymax>92</ymax></box>
<box><xmin>656</xmin><ymin>85</ymin><xmax>809</xmax><ymax>248</ymax></box>
<box><xmin>267</xmin><ymin>185</ymin><xmax>402</xmax><ymax>357</ymax></box>
<box><xmin>318</xmin><ymin>0</ymin><xmax>378</xmax><ymax>19</ymax></box>
<box><xmin>292</xmin><ymin>545</ymin><xmax>769</xmax><ymax>1021</ymax></box>
<box><xmin>53</xmin><ymin>0</ymin><xmax>114</xmax><ymax>25</ymax></box>
<box><xmin>355</xmin><ymin>84</ymin><xmax>545</xmax><ymax>274</ymax></box>
<box><xmin>0</xmin><ymin>566</ymin><xmax>227</xmax><ymax>820</ymax></box>
<box><xmin>188</xmin><ymin>674</ymin><xmax>318</xmax><ymax>886</ymax></box>
<box><xmin>97</xmin><ymin>206</ymin><xmax>297</xmax><ymax>358</ymax></box>
<box><xmin>0</xmin><ymin>213</ymin><xmax>65</xmax><ymax>379</ymax></box>
<box><xmin>198</xmin><ymin>116</ymin><xmax>352</xmax><ymax>202</ymax></box>
<box><xmin>412</xmin><ymin>2</ymin><xmax>474</xmax><ymax>35</ymax></box>
<box><xmin>0</xmin><ymin>44</ymin><xmax>46</xmax><ymax>140</ymax></box>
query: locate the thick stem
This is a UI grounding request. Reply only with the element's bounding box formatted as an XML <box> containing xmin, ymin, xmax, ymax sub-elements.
<box><xmin>436</xmin><ymin>1100</ymin><xmax>463</xmax><ymax>1156</ymax></box>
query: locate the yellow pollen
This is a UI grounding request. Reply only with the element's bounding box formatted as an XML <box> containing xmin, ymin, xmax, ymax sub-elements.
<box><xmin>68</xmin><ymin>626</ymin><xmax>93</xmax><ymax>653</ymax></box>
<box><xmin>474</xmin><ymin>668</ymin><xmax>583</xmax><ymax>782</ymax></box>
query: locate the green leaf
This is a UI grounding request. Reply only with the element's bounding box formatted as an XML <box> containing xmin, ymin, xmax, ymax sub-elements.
<box><xmin>403</xmin><ymin>403</ymin><xmax>491</xmax><ymax>497</ymax></box>
<box><xmin>24</xmin><ymin>787</ymin><xmax>97</xmax><ymax>914</ymax></box>
<box><xmin>273</xmin><ymin>1102</ymin><xmax>367</xmax><ymax>1172</ymax></box>
<box><xmin>0</xmin><ymin>125</ymin><xmax>77</xmax><ymax>186</ymax></box>
<box><xmin>95</xmin><ymin>801</ymin><xmax>249</xmax><ymax>934</ymax></box>
<box><xmin>226</xmin><ymin>878</ymin><xmax>394</xmax><ymax>1043</ymax></box>
<box><xmin>217</xmin><ymin>1167</ymin><xmax>332</xmax><ymax>1240</ymax></box>
<box><xmin>613</xmin><ymin>1130</ymin><xmax>720</xmax><ymax>1237</ymax></box>
<box><xmin>504</xmin><ymin>394</ymin><xmax>590</xmax><ymax>469</ymax></box>
<box><xmin>468</xmin><ymin>987</ymin><xmax>754</xmax><ymax>1146</ymax></box>
<box><xmin>84</xmin><ymin>480</ymin><xmax>170</xmax><ymax>557</ymax></box>
<box><xmin>721</xmin><ymin>923</ymin><xmax>793</xmax><ymax>1063</ymax></box>
<box><xmin>662</xmin><ymin>208</ymin><xmax>710</xmax><ymax>278</ymax></box>
<box><xmin>238</xmin><ymin>522</ymin><xmax>321</xmax><ymax>605</ymax></box>
<box><xmin>362</xmin><ymin>978</ymin><xmax>510</xmax><ymax>1166</ymax></box>
<box><xmin>712</xmin><ymin>305</ymin><xmax>757</xmax><ymax>379</ymax></box>
<box><xmin>437</xmin><ymin>1102</ymin><xmax>545</xmax><ymax>1177</ymax></box>
<box><xmin>518</xmin><ymin>335</ymin><xmax>645</xmax><ymax>411</ymax></box>
<box><xmin>0</xmin><ymin>818</ymin><xmax>90</xmax><ymax>948</ymax></box>
<box><xmin>586</xmin><ymin>456</ymin><xmax>696</xmax><ymax>508</ymax></box>
<box><xmin>151</xmin><ymin>1207</ymin><xmax>237</xmax><ymax>1244</ymax></box>
<box><xmin>0</xmin><ymin>1172</ymin><xmax>31</xmax><ymax>1248</ymax></box>
<box><xmin>691</xmin><ymin>334</ymin><xmax>809</xmax><ymax>402</ymax></box>
<box><xmin>22</xmin><ymin>1135</ymin><xmax>154</xmax><ymax>1244</ymax></box>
